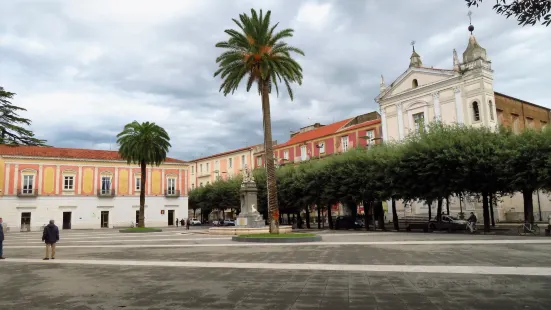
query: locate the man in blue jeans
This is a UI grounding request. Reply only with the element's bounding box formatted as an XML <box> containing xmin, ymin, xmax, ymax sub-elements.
<box><xmin>0</xmin><ymin>217</ymin><xmax>5</xmax><ymax>259</ymax></box>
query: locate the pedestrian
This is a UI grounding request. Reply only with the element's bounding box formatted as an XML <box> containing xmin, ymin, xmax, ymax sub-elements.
<box><xmin>42</xmin><ymin>220</ymin><xmax>59</xmax><ymax>260</ymax></box>
<box><xmin>180</xmin><ymin>218</ymin><xmax>185</xmax><ymax>227</ymax></box>
<box><xmin>175</xmin><ymin>218</ymin><xmax>179</xmax><ymax>227</ymax></box>
<box><xmin>0</xmin><ymin>217</ymin><xmax>5</xmax><ymax>259</ymax></box>
<box><xmin>186</xmin><ymin>218</ymin><xmax>190</xmax><ymax>230</ymax></box>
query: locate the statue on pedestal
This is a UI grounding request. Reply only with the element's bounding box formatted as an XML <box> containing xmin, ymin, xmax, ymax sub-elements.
<box><xmin>235</xmin><ymin>165</ymin><xmax>265</xmax><ymax>228</ymax></box>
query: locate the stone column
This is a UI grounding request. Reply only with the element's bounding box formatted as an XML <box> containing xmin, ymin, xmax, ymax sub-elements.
<box><xmin>381</xmin><ymin>108</ymin><xmax>388</xmax><ymax>142</ymax></box>
<box><xmin>454</xmin><ymin>86</ymin><xmax>464</xmax><ymax>124</ymax></box>
<box><xmin>396</xmin><ymin>103</ymin><xmax>404</xmax><ymax>140</ymax></box>
<box><xmin>38</xmin><ymin>164</ymin><xmax>44</xmax><ymax>195</ymax></box>
<box><xmin>54</xmin><ymin>165</ymin><xmax>60</xmax><ymax>195</ymax></box>
<box><xmin>424</xmin><ymin>105</ymin><xmax>429</xmax><ymax>131</ymax></box>
<box><xmin>432</xmin><ymin>92</ymin><xmax>441</xmax><ymax>120</ymax></box>
<box><xmin>77</xmin><ymin>166</ymin><xmax>82</xmax><ymax>195</ymax></box>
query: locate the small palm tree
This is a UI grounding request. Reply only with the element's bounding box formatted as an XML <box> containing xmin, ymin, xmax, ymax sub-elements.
<box><xmin>214</xmin><ymin>9</ymin><xmax>304</xmax><ymax>234</ymax></box>
<box><xmin>117</xmin><ymin>121</ymin><xmax>171</xmax><ymax>228</ymax></box>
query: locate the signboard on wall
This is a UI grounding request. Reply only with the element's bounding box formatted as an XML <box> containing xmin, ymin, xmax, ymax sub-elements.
<box><xmin>161</xmin><ymin>210</ymin><xmax>165</xmax><ymax>215</ymax></box>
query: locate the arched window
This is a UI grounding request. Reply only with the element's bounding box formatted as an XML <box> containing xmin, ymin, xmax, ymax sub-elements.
<box><xmin>488</xmin><ymin>100</ymin><xmax>494</xmax><ymax>121</ymax></box>
<box><xmin>412</xmin><ymin>79</ymin><xmax>419</xmax><ymax>88</ymax></box>
<box><xmin>472</xmin><ymin>101</ymin><xmax>480</xmax><ymax>121</ymax></box>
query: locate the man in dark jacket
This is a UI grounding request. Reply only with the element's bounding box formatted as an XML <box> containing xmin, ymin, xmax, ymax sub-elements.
<box><xmin>42</xmin><ymin>220</ymin><xmax>59</xmax><ymax>260</ymax></box>
<box><xmin>0</xmin><ymin>217</ymin><xmax>5</xmax><ymax>259</ymax></box>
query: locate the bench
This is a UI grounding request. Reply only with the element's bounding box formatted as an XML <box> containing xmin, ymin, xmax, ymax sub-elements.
<box><xmin>398</xmin><ymin>216</ymin><xmax>430</xmax><ymax>232</ymax></box>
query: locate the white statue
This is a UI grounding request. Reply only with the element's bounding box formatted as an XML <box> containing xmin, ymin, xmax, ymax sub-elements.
<box><xmin>242</xmin><ymin>165</ymin><xmax>255</xmax><ymax>183</ymax></box>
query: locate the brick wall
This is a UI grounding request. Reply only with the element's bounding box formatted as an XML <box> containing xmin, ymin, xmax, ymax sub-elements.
<box><xmin>494</xmin><ymin>92</ymin><xmax>550</xmax><ymax>132</ymax></box>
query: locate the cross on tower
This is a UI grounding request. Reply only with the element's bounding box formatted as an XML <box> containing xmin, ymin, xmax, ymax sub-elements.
<box><xmin>411</xmin><ymin>40</ymin><xmax>416</xmax><ymax>52</ymax></box>
<box><xmin>468</xmin><ymin>11</ymin><xmax>472</xmax><ymax>25</ymax></box>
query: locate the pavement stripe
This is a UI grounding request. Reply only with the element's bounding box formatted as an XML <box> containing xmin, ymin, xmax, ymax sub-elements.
<box><xmin>3</xmin><ymin>237</ymin><xmax>230</xmax><ymax>245</ymax></box>
<box><xmin>5</xmin><ymin>233</ymin><xmax>184</xmax><ymax>241</ymax></box>
<box><xmin>5</xmin><ymin>239</ymin><xmax>551</xmax><ymax>249</ymax></box>
<box><xmin>2</xmin><ymin>258</ymin><xmax>551</xmax><ymax>277</ymax></box>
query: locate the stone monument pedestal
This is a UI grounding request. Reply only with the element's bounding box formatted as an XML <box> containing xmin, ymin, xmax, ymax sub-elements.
<box><xmin>236</xmin><ymin>181</ymin><xmax>265</xmax><ymax>228</ymax></box>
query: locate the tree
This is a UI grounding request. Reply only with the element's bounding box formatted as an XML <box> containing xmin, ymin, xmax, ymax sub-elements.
<box><xmin>466</xmin><ymin>0</ymin><xmax>551</xmax><ymax>26</ymax></box>
<box><xmin>214</xmin><ymin>9</ymin><xmax>304</xmax><ymax>233</ymax></box>
<box><xmin>117</xmin><ymin>121</ymin><xmax>171</xmax><ymax>228</ymax></box>
<box><xmin>0</xmin><ymin>87</ymin><xmax>47</xmax><ymax>146</ymax></box>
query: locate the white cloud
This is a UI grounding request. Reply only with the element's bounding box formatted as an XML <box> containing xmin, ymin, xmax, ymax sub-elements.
<box><xmin>0</xmin><ymin>0</ymin><xmax>550</xmax><ymax>159</ymax></box>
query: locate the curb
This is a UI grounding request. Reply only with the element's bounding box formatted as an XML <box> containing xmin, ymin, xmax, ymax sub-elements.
<box><xmin>232</xmin><ymin>235</ymin><xmax>322</xmax><ymax>243</ymax></box>
<box><xmin>119</xmin><ymin>229</ymin><xmax>163</xmax><ymax>233</ymax></box>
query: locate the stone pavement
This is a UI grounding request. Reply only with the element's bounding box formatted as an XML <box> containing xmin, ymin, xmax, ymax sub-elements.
<box><xmin>1</xmin><ymin>229</ymin><xmax>551</xmax><ymax>309</ymax></box>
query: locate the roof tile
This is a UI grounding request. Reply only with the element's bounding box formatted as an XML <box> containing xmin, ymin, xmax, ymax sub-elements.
<box><xmin>0</xmin><ymin>145</ymin><xmax>186</xmax><ymax>163</ymax></box>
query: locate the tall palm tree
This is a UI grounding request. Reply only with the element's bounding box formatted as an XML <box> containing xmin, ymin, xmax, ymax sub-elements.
<box><xmin>117</xmin><ymin>121</ymin><xmax>171</xmax><ymax>228</ymax></box>
<box><xmin>214</xmin><ymin>9</ymin><xmax>304</xmax><ymax>234</ymax></box>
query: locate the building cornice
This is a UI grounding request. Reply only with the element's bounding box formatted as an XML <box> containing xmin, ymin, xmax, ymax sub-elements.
<box><xmin>378</xmin><ymin>75</ymin><xmax>463</xmax><ymax>106</ymax></box>
<box><xmin>0</xmin><ymin>155</ymin><xmax>188</xmax><ymax>166</ymax></box>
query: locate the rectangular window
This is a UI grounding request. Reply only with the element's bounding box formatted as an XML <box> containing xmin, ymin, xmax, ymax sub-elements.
<box><xmin>215</xmin><ymin>160</ymin><xmax>219</xmax><ymax>171</ymax></box>
<box><xmin>167</xmin><ymin>178</ymin><xmax>176</xmax><ymax>195</ymax></box>
<box><xmin>241</xmin><ymin>155</ymin><xmax>246</xmax><ymax>167</ymax></box>
<box><xmin>256</xmin><ymin>156</ymin><xmax>262</xmax><ymax>167</ymax></box>
<box><xmin>200</xmin><ymin>164</ymin><xmax>203</xmax><ymax>173</ymax></box>
<box><xmin>541</xmin><ymin>121</ymin><xmax>547</xmax><ymax>130</ymax></box>
<box><xmin>191</xmin><ymin>166</ymin><xmax>194</xmax><ymax>174</ymax></box>
<box><xmin>413</xmin><ymin>112</ymin><xmax>425</xmax><ymax>133</ymax></box>
<box><xmin>22</xmin><ymin>175</ymin><xmax>34</xmax><ymax>194</ymax></box>
<box><xmin>318</xmin><ymin>142</ymin><xmax>325</xmax><ymax>153</ymax></box>
<box><xmin>301</xmin><ymin>145</ymin><xmax>307</xmax><ymax>160</ymax></box>
<box><xmin>341</xmin><ymin>136</ymin><xmax>349</xmax><ymax>152</ymax></box>
<box><xmin>101</xmin><ymin>176</ymin><xmax>111</xmax><ymax>194</ymax></box>
<box><xmin>63</xmin><ymin>176</ymin><xmax>74</xmax><ymax>190</ymax></box>
<box><xmin>206</xmin><ymin>163</ymin><xmax>209</xmax><ymax>172</ymax></box>
<box><xmin>135</xmin><ymin>177</ymin><xmax>141</xmax><ymax>191</ymax></box>
<box><xmin>283</xmin><ymin>150</ymin><xmax>289</xmax><ymax>160</ymax></box>
<box><xmin>512</xmin><ymin>114</ymin><xmax>520</xmax><ymax>133</ymax></box>
<box><xmin>228</xmin><ymin>158</ymin><xmax>233</xmax><ymax>168</ymax></box>
<box><xmin>192</xmin><ymin>184</ymin><xmax>195</xmax><ymax>189</ymax></box>
<box><xmin>366</xmin><ymin>130</ymin><xmax>375</xmax><ymax>141</ymax></box>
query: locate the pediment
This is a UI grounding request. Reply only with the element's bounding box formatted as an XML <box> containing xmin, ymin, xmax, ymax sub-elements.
<box><xmin>377</xmin><ymin>67</ymin><xmax>457</xmax><ymax>101</ymax></box>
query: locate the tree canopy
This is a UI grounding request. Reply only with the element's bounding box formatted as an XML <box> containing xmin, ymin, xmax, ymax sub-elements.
<box><xmin>466</xmin><ymin>0</ymin><xmax>551</xmax><ymax>27</ymax></box>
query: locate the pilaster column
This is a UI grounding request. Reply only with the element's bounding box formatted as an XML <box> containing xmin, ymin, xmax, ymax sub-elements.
<box><xmin>77</xmin><ymin>166</ymin><xmax>82</xmax><ymax>195</ymax></box>
<box><xmin>161</xmin><ymin>168</ymin><xmax>165</xmax><ymax>194</ymax></box>
<box><xmin>93</xmin><ymin>167</ymin><xmax>98</xmax><ymax>194</ymax></box>
<box><xmin>4</xmin><ymin>163</ymin><xmax>10</xmax><ymax>194</ymax></box>
<box><xmin>381</xmin><ymin>108</ymin><xmax>388</xmax><ymax>142</ymax></box>
<box><xmin>13</xmin><ymin>164</ymin><xmax>19</xmax><ymax>194</ymax></box>
<box><xmin>128</xmin><ymin>169</ymin><xmax>133</xmax><ymax>194</ymax></box>
<box><xmin>55</xmin><ymin>165</ymin><xmax>60</xmax><ymax>195</ymax></box>
<box><xmin>454</xmin><ymin>86</ymin><xmax>464</xmax><ymax>124</ymax></box>
<box><xmin>38</xmin><ymin>164</ymin><xmax>44</xmax><ymax>195</ymax></box>
<box><xmin>179</xmin><ymin>168</ymin><xmax>183</xmax><ymax>195</ymax></box>
<box><xmin>114</xmin><ymin>167</ymin><xmax>119</xmax><ymax>194</ymax></box>
<box><xmin>424</xmin><ymin>105</ymin><xmax>429</xmax><ymax>131</ymax></box>
<box><xmin>147</xmin><ymin>167</ymin><xmax>151</xmax><ymax>195</ymax></box>
<box><xmin>432</xmin><ymin>92</ymin><xmax>441</xmax><ymax>121</ymax></box>
<box><xmin>396</xmin><ymin>103</ymin><xmax>404</xmax><ymax>140</ymax></box>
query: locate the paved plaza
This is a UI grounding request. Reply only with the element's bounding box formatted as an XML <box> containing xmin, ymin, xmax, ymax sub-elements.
<box><xmin>1</xmin><ymin>228</ymin><xmax>551</xmax><ymax>309</ymax></box>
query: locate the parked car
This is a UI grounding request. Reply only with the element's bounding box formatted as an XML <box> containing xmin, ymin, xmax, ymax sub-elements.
<box><xmin>429</xmin><ymin>214</ymin><xmax>468</xmax><ymax>232</ymax></box>
<box><xmin>222</xmin><ymin>220</ymin><xmax>235</xmax><ymax>226</ymax></box>
<box><xmin>335</xmin><ymin>216</ymin><xmax>363</xmax><ymax>230</ymax></box>
<box><xmin>190</xmin><ymin>219</ymin><xmax>202</xmax><ymax>226</ymax></box>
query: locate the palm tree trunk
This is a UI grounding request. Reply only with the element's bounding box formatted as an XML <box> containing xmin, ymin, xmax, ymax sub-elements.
<box><xmin>139</xmin><ymin>160</ymin><xmax>146</xmax><ymax>228</ymax></box>
<box><xmin>261</xmin><ymin>80</ymin><xmax>280</xmax><ymax>234</ymax></box>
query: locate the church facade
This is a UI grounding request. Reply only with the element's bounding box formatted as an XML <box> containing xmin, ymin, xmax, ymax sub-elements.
<box><xmin>376</xmin><ymin>29</ymin><xmax>551</xmax><ymax>222</ymax></box>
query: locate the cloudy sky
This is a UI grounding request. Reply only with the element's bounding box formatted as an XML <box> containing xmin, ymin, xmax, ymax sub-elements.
<box><xmin>1</xmin><ymin>0</ymin><xmax>549</xmax><ymax>160</ymax></box>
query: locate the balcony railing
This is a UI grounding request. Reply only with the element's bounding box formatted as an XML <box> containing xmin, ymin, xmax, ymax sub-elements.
<box><xmin>17</xmin><ymin>189</ymin><xmax>38</xmax><ymax>197</ymax></box>
<box><xmin>97</xmin><ymin>189</ymin><xmax>115</xmax><ymax>197</ymax></box>
<box><xmin>165</xmin><ymin>190</ymin><xmax>181</xmax><ymax>198</ymax></box>
<box><xmin>198</xmin><ymin>172</ymin><xmax>210</xmax><ymax>177</ymax></box>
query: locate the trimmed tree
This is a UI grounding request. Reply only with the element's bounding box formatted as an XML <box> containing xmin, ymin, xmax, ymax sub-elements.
<box><xmin>214</xmin><ymin>9</ymin><xmax>304</xmax><ymax>233</ymax></box>
<box><xmin>466</xmin><ymin>0</ymin><xmax>551</xmax><ymax>27</ymax></box>
<box><xmin>117</xmin><ymin>121</ymin><xmax>171</xmax><ymax>228</ymax></box>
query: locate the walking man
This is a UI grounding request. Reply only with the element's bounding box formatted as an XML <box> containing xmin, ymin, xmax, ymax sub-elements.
<box><xmin>175</xmin><ymin>218</ymin><xmax>179</xmax><ymax>227</ymax></box>
<box><xmin>42</xmin><ymin>220</ymin><xmax>59</xmax><ymax>260</ymax></box>
<box><xmin>186</xmin><ymin>218</ymin><xmax>190</xmax><ymax>230</ymax></box>
<box><xmin>0</xmin><ymin>217</ymin><xmax>5</xmax><ymax>259</ymax></box>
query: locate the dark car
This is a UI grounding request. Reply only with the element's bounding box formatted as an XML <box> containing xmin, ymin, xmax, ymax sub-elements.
<box><xmin>222</xmin><ymin>220</ymin><xmax>235</xmax><ymax>226</ymax></box>
<box><xmin>335</xmin><ymin>216</ymin><xmax>363</xmax><ymax>230</ymax></box>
